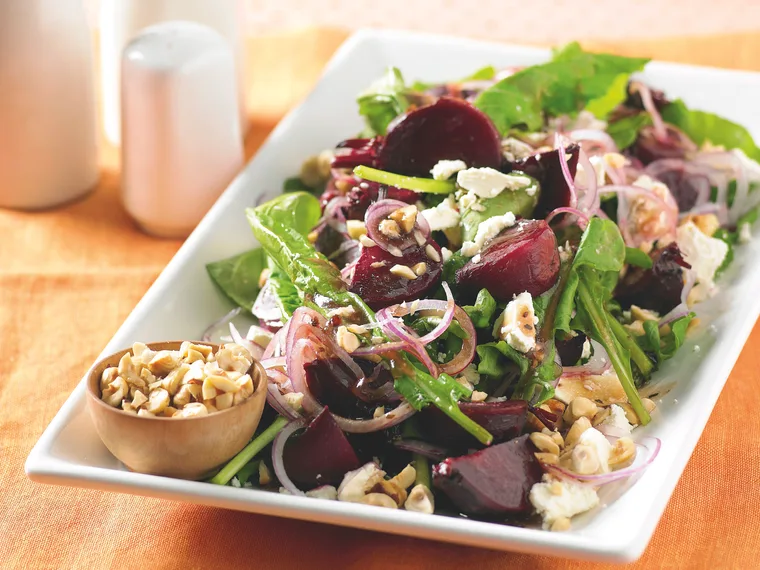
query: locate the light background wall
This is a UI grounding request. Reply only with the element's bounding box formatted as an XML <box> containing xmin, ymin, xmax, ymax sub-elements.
<box><xmin>85</xmin><ymin>0</ymin><xmax>760</xmax><ymax>43</ymax></box>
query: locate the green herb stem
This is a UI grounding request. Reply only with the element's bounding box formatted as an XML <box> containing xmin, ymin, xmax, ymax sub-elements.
<box><xmin>608</xmin><ymin>315</ymin><xmax>654</xmax><ymax>376</ymax></box>
<box><xmin>414</xmin><ymin>454</ymin><xmax>431</xmax><ymax>488</ymax></box>
<box><xmin>353</xmin><ymin>165</ymin><xmax>455</xmax><ymax>194</ymax></box>
<box><xmin>577</xmin><ymin>279</ymin><xmax>650</xmax><ymax>425</ymax></box>
<box><xmin>209</xmin><ymin>416</ymin><xmax>289</xmax><ymax>486</ymax></box>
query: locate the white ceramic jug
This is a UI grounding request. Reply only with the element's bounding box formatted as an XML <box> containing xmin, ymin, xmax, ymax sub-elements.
<box><xmin>99</xmin><ymin>0</ymin><xmax>247</xmax><ymax>145</ymax></box>
<box><xmin>0</xmin><ymin>0</ymin><xmax>99</xmax><ymax>210</ymax></box>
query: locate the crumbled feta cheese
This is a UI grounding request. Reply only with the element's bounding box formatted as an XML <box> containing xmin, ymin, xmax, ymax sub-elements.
<box><xmin>306</xmin><ymin>485</ymin><xmax>338</xmax><ymax>500</ymax></box>
<box><xmin>471</xmin><ymin>254</ymin><xmax>481</xmax><ymax>264</ymax></box>
<box><xmin>456</xmin><ymin>167</ymin><xmax>532</xmax><ymax>199</ymax></box>
<box><xmin>440</xmin><ymin>247</ymin><xmax>453</xmax><ymax>262</ymax></box>
<box><xmin>431</xmin><ymin>159</ymin><xmax>467</xmax><ymax>181</ymax></box>
<box><xmin>231</xmin><ymin>477</ymin><xmax>242</xmax><ymax>488</ymax></box>
<box><xmin>581</xmin><ymin>338</ymin><xmax>592</xmax><ymax>361</ymax></box>
<box><xmin>501</xmin><ymin>137</ymin><xmax>534</xmax><ymax>162</ymax></box>
<box><xmin>676</xmin><ymin>221</ymin><xmax>728</xmax><ymax>302</ymax></box>
<box><xmin>499</xmin><ymin>292</ymin><xmax>537</xmax><ymax>353</ymax></box>
<box><xmin>577</xmin><ymin>427</ymin><xmax>613</xmax><ymax>473</ymax></box>
<box><xmin>601</xmin><ymin>404</ymin><xmax>634</xmax><ymax>434</ymax></box>
<box><xmin>421</xmin><ymin>195</ymin><xmax>460</xmax><ymax>231</ymax></box>
<box><xmin>529</xmin><ymin>475</ymin><xmax>600</xmax><ymax>529</ymax></box>
<box><xmin>739</xmin><ymin>222</ymin><xmax>752</xmax><ymax>244</ymax></box>
<box><xmin>460</xmin><ymin>212</ymin><xmax>517</xmax><ymax>257</ymax></box>
<box><xmin>458</xmin><ymin>190</ymin><xmax>478</xmax><ymax>210</ymax></box>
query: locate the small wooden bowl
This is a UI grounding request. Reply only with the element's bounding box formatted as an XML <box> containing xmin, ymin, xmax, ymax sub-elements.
<box><xmin>85</xmin><ymin>341</ymin><xmax>267</xmax><ymax>480</ymax></box>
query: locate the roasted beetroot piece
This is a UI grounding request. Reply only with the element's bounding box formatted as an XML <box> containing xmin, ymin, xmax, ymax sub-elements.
<box><xmin>556</xmin><ymin>333</ymin><xmax>587</xmax><ymax>366</ymax></box>
<box><xmin>645</xmin><ymin>159</ymin><xmax>712</xmax><ymax>212</ymax></box>
<box><xmin>418</xmin><ymin>400</ymin><xmax>528</xmax><ymax>450</ymax></box>
<box><xmin>529</xmin><ymin>406</ymin><xmax>559</xmax><ymax>432</ymax></box>
<box><xmin>510</xmin><ymin>144</ymin><xmax>579</xmax><ymax>219</ymax></box>
<box><xmin>331</xmin><ymin>137</ymin><xmax>383</xmax><ymax>170</ymax></box>
<box><xmin>615</xmin><ymin>242</ymin><xmax>691</xmax><ymax>314</ymax></box>
<box><xmin>348</xmin><ymin>240</ymin><xmax>443</xmax><ymax>310</ymax></box>
<box><xmin>304</xmin><ymin>357</ymin><xmax>374</xmax><ymax>418</ymax></box>
<box><xmin>631</xmin><ymin>125</ymin><xmax>697</xmax><ymax>165</ymax></box>
<box><xmin>375</xmin><ymin>98</ymin><xmax>503</xmax><ymax>177</ymax></box>
<box><xmin>455</xmin><ymin>220</ymin><xmax>560</xmax><ymax>302</ymax></box>
<box><xmin>432</xmin><ymin>434</ymin><xmax>543</xmax><ymax>516</ymax></box>
<box><xmin>345</xmin><ymin>181</ymin><xmax>418</xmax><ymax>220</ymax></box>
<box><xmin>283</xmin><ymin>407</ymin><xmax>361</xmax><ymax>488</ymax></box>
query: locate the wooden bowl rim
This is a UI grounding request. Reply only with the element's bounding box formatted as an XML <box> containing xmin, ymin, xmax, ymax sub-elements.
<box><xmin>85</xmin><ymin>340</ymin><xmax>267</xmax><ymax>423</ymax></box>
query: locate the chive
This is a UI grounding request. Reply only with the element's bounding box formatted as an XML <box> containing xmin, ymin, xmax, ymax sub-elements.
<box><xmin>209</xmin><ymin>416</ymin><xmax>289</xmax><ymax>486</ymax></box>
<box><xmin>353</xmin><ymin>165</ymin><xmax>455</xmax><ymax>194</ymax></box>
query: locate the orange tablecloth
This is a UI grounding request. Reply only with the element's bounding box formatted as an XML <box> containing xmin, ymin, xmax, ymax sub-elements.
<box><xmin>2</xmin><ymin>27</ymin><xmax>760</xmax><ymax>570</ymax></box>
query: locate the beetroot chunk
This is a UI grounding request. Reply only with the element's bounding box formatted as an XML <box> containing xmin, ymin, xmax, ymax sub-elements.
<box><xmin>349</xmin><ymin>240</ymin><xmax>443</xmax><ymax>310</ymax></box>
<box><xmin>376</xmin><ymin>98</ymin><xmax>503</xmax><ymax>177</ymax></box>
<box><xmin>418</xmin><ymin>400</ymin><xmax>528</xmax><ymax>450</ymax></box>
<box><xmin>455</xmin><ymin>219</ymin><xmax>560</xmax><ymax>302</ymax></box>
<box><xmin>432</xmin><ymin>434</ymin><xmax>543</xmax><ymax>516</ymax></box>
<box><xmin>283</xmin><ymin>407</ymin><xmax>361</xmax><ymax>489</ymax></box>
<box><xmin>510</xmin><ymin>145</ymin><xmax>579</xmax><ymax>218</ymax></box>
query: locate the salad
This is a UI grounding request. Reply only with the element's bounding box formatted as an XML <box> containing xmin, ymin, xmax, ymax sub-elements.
<box><xmin>204</xmin><ymin>43</ymin><xmax>760</xmax><ymax>530</ymax></box>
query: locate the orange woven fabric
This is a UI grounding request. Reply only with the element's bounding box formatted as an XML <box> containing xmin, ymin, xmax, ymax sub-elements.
<box><xmin>2</xmin><ymin>28</ymin><xmax>760</xmax><ymax>570</ymax></box>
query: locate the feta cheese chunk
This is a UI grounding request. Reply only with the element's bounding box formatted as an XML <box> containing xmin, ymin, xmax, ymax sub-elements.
<box><xmin>499</xmin><ymin>292</ymin><xmax>537</xmax><ymax>353</ymax></box>
<box><xmin>577</xmin><ymin>426</ymin><xmax>613</xmax><ymax>473</ymax></box>
<box><xmin>501</xmin><ymin>137</ymin><xmax>534</xmax><ymax>162</ymax></box>
<box><xmin>440</xmin><ymin>247</ymin><xmax>453</xmax><ymax>262</ymax></box>
<box><xmin>529</xmin><ymin>475</ymin><xmax>600</xmax><ymax>530</ymax></box>
<box><xmin>430</xmin><ymin>159</ymin><xmax>467</xmax><ymax>181</ymax></box>
<box><xmin>676</xmin><ymin>221</ymin><xmax>728</xmax><ymax>302</ymax></box>
<box><xmin>601</xmin><ymin>404</ymin><xmax>634</xmax><ymax>434</ymax></box>
<box><xmin>456</xmin><ymin>167</ymin><xmax>532</xmax><ymax>199</ymax></box>
<box><xmin>581</xmin><ymin>338</ymin><xmax>592</xmax><ymax>361</ymax></box>
<box><xmin>420</xmin><ymin>195</ymin><xmax>460</xmax><ymax>231</ymax></box>
<box><xmin>460</xmin><ymin>212</ymin><xmax>517</xmax><ymax>257</ymax></box>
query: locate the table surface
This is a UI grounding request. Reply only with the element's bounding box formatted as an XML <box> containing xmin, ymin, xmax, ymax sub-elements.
<box><xmin>2</xmin><ymin>27</ymin><xmax>760</xmax><ymax>570</ymax></box>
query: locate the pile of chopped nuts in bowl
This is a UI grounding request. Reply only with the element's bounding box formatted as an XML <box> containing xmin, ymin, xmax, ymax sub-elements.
<box><xmin>99</xmin><ymin>341</ymin><xmax>256</xmax><ymax>418</ymax></box>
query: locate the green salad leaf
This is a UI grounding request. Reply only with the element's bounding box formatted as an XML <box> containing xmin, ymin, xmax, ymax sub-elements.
<box><xmin>556</xmin><ymin>218</ymin><xmax>653</xmax><ymax>424</ymax></box>
<box><xmin>254</xmin><ymin>191</ymin><xmax>322</xmax><ymax>237</ymax></box>
<box><xmin>463</xmin><ymin>288</ymin><xmax>498</xmax><ymax>329</ymax></box>
<box><xmin>625</xmin><ymin>246</ymin><xmax>654</xmax><ymax>269</ymax></box>
<box><xmin>357</xmin><ymin>67</ymin><xmax>410</xmax><ymax>136</ymax></box>
<box><xmin>475</xmin><ymin>43</ymin><xmax>648</xmax><ymax>134</ymax></box>
<box><xmin>476</xmin><ymin>340</ymin><xmax>530</xmax><ymax>379</ymax></box>
<box><xmin>460</xmin><ymin>174</ymin><xmax>540</xmax><ymax>241</ymax></box>
<box><xmin>606</xmin><ymin>112</ymin><xmax>652</xmax><ymax>150</ymax></box>
<box><xmin>662</xmin><ymin>99</ymin><xmax>760</xmax><ymax>162</ymax></box>
<box><xmin>411</xmin><ymin>65</ymin><xmax>497</xmax><ymax>92</ymax></box>
<box><xmin>206</xmin><ymin>248</ymin><xmax>267</xmax><ymax>311</ymax></box>
<box><xmin>640</xmin><ymin>314</ymin><xmax>695</xmax><ymax>363</ymax></box>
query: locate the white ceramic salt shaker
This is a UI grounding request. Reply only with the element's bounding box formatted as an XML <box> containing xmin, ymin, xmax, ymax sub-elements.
<box><xmin>121</xmin><ymin>21</ymin><xmax>244</xmax><ymax>239</ymax></box>
<box><xmin>100</xmin><ymin>0</ymin><xmax>246</xmax><ymax>145</ymax></box>
<box><xmin>0</xmin><ymin>0</ymin><xmax>99</xmax><ymax>210</ymax></box>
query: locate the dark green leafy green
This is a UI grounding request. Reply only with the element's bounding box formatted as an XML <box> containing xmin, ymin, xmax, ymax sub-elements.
<box><xmin>357</xmin><ymin>67</ymin><xmax>410</xmax><ymax>136</ymax></box>
<box><xmin>713</xmin><ymin>227</ymin><xmax>736</xmax><ymax>277</ymax></box>
<box><xmin>235</xmin><ymin>459</ymin><xmax>261</xmax><ymax>486</ymax></box>
<box><xmin>625</xmin><ymin>246</ymin><xmax>654</xmax><ymax>269</ymax></box>
<box><xmin>463</xmin><ymin>288</ymin><xmax>498</xmax><ymax>329</ymax></box>
<box><xmin>556</xmin><ymin>218</ymin><xmax>652</xmax><ymax>424</ymax></box>
<box><xmin>460</xmin><ymin>174</ymin><xmax>540</xmax><ymax>241</ymax></box>
<box><xmin>206</xmin><ymin>248</ymin><xmax>267</xmax><ymax>311</ymax></box>
<box><xmin>267</xmin><ymin>265</ymin><xmax>301</xmax><ymax>318</ymax></box>
<box><xmin>283</xmin><ymin>176</ymin><xmax>315</xmax><ymax>193</ymax></box>
<box><xmin>254</xmin><ymin>191</ymin><xmax>322</xmax><ymax>237</ymax></box>
<box><xmin>640</xmin><ymin>314</ymin><xmax>695</xmax><ymax>363</ymax></box>
<box><xmin>476</xmin><ymin>340</ymin><xmax>530</xmax><ymax>379</ymax></box>
<box><xmin>606</xmin><ymin>112</ymin><xmax>652</xmax><ymax>150</ymax></box>
<box><xmin>661</xmin><ymin>99</ymin><xmax>760</xmax><ymax>162</ymax></box>
<box><xmin>474</xmin><ymin>42</ymin><xmax>648</xmax><ymax>134</ymax></box>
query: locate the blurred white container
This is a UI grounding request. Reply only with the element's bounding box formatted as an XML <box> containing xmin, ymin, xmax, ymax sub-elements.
<box><xmin>121</xmin><ymin>21</ymin><xmax>244</xmax><ymax>238</ymax></box>
<box><xmin>0</xmin><ymin>0</ymin><xmax>99</xmax><ymax>210</ymax></box>
<box><xmin>100</xmin><ymin>0</ymin><xmax>247</xmax><ymax>145</ymax></box>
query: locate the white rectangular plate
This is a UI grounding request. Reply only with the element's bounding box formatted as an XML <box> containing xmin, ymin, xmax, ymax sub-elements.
<box><xmin>26</xmin><ymin>29</ymin><xmax>760</xmax><ymax>563</ymax></box>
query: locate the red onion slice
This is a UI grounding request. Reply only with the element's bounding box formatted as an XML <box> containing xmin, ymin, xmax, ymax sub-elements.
<box><xmin>568</xmin><ymin>129</ymin><xmax>617</xmax><ymax>155</ymax></box>
<box><xmin>229</xmin><ymin>322</ymin><xmax>264</xmax><ymax>361</ymax></box>
<box><xmin>561</xmin><ymin>341</ymin><xmax>611</xmax><ymax>377</ymax></box>
<box><xmin>272</xmin><ymin>419</ymin><xmax>309</xmax><ymax>496</ymax></box>
<box><xmin>659</xmin><ymin>268</ymin><xmax>697</xmax><ymax>326</ymax></box>
<box><xmin>331</xmin><ymin>402</ymin><xmax>415</xmax><ymax>433</ymax></box>
<box><xmin>555</xmin><ymin>134</ymin><xmax>579</xmax><ymax>209</ymax></box>
<box><xmin>600</xmin><ymin>184</ymin><xmax>678</xmax><ymax>247</ymax></box>
<box><xmin>365</xmin><ymin>199</ymin><xmax>430</xmax><ymax>257</ymax></box>
<box><xmin>202</xmin><ymin>307</ymin><xmax>241</xmax><ymax>342</ymax></box>
<box><xmin>545</xmin><ymin>436</ymin><xmax>661</xmax><ymax>486</ymax></box>
<box><xmin>576</xmin><ymin>149</ymin><xmax>600</xmax><ymax>215</ymax></box>
<box><xmin>633</xmin><ymin>82</ymin><xmax>667</xmax><ymax>141</ymax></box>
<box><xmin>545</xmin><ymin>207</ymin><xmax>590</xmax><ymax>227</ymax></box>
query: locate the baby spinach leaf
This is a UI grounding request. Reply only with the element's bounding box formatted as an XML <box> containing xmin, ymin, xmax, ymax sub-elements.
<box><xmin>206</xmin><ymin>248</ymin><xmax>267</xmax><ymax>311</ymax></box>
<box><xmin>640</xmin><ymin>314</ymin><xmax>695</xmax><ymax>363</ymax></box>
<box><xmin>661</xmin><ymin>99</ymin><xmax>760</xmax><ymax>162</ymax></box>
<box><xmin>606</xmin><ymin>112</ymin><xmax>652</xmax><ymax>150</ymax></box>
<box><xmin>357</xmin><ymin>67</ymin><xmax>410</xmax><ymax>136</ymax></box>
<box><xmin>625</xmin><ymin>246</ymin><xmax>654</xmax><ymax>269</ymax></box>
<box><xmin>254</xmin><ymin>191</ymin><xmax>322</xmax><ymax>237</ymax></box>
<box><xmin>476</xmin><ymin>341</ymin><xmax>530</xmax><ymax>379</ymax></box>
<box><xmin>463</xmin><ymin>288</ymin><xmax>498</xmax><ymax>329</ymax></box>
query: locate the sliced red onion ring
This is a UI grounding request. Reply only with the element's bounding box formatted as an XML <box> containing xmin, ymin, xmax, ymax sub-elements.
<box><xmin>576</xmin><ymin>149</ymin><xmax>600</xmax><ymax>215</ymax></box>
<box><xmin>365</xmin><ymin>199</ymin><xmax>430</xmax><ymax>257</ymax></box>
<box><xmin>659</xmin><ymin>268</ymin><xmax>697</xmax><ymax>326</ymax></box>
<box><xmin>545</xmin><ymin>207</ymin><xmax>590</xmax><ymax>227</ymax></box>
<box><xmin>323</xmin><ymin>195</ymin><xmax>350</xmax><ymax>233</ymax></box>
<box><xmin>555</xmin><ymin>134</ymin><xmax>579</xmax><ymax>209</ymax></box>
<box><xmin>545</xmin><ymin>436</ymin><xmax>661</xmax><ymax>486</ymax></box>
<box><xmin>633</xmin><ymin>82</ymin><xmax>667</xmax><ymax>142</ymax></box>
<box><xmin>252</xmin><ymin>281</ymin><xmax>284</xmax><ymax>325</ymax></box>
<box><xmin>561</xmin><ymin>342</ymin><xmax>611</xmax><ymax>377</ymax></box>
<box><xmin>266</xmin><ymin>383</ymin><xmax>301</xmax><ymax>421</ymax></box>
<box><xmin>202</xmin><ymin>307</ymin><xmax>241</xmax><ymax>342</ymax></box>
<box><xmin>393</xmin><ymin>438</ymin><xmax>449</xmax><ymax>461</ymax></box>
<box><xmin>262</xmin><ymin>320</ymin><xmax>290</xmax><ymax>360</ymax></box>
<box><xmin>272</xmin><ymin>418</ymin><xmax>309</xmax><ymax>496</ymax></box>
<box><xmin>569</xmin><ymin>129</ymin><xmax>617</xmax><ymax>155</ymax></box>
<box><xmin>600</xmin><ymin>184</ymin><xmax>678</xmax><ymax>247</ymax></box>
<box><xmin>331</xmin><ymin>401</ymin><xmax>415</xmax><ymax>433</ymax></box>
